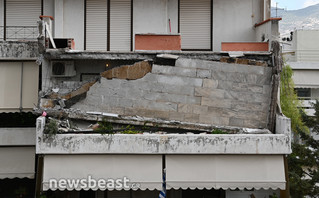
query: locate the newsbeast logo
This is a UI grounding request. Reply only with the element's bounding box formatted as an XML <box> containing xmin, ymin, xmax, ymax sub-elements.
<box><xmin>48</xmin><ymin>176</ymin><xmax>141</xmax><ymax>190</ymax></box>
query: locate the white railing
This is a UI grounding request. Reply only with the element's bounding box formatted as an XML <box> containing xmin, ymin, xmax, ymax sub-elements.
<box><xmin>299</xmin><ymin>99</ymin><xmax>317</xmax><ymax>116</ymax></box>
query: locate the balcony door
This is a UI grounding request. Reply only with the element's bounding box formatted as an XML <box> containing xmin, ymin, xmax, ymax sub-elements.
<box><xmin>179</xmin><ymin>0</ymin><xmax>212</xmax><ymax>50</ymax></box>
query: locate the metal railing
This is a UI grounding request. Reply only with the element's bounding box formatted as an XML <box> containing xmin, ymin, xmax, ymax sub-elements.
<box><xmin>0</xmin><ymin>26</ymin><xmax>38</xmax><ymax>41</ymax></box>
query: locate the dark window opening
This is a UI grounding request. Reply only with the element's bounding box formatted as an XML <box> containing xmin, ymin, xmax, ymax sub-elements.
<box><xmin>295</xmin><ymin>88</ymin><xmax>311</xmax><ymax>99</ymax></box>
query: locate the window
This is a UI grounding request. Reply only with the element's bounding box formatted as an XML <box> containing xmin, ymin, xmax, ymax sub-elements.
<box><xmin>295</xmin><ymin>88</ymin><xmax>311</xmax><ymax>99</ymax></box>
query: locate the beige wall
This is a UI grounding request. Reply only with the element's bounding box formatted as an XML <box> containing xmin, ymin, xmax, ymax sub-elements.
<box><xmin>0</xmin><ymin>62</ymin><xmax>39</xmax><ymax>112</ymax></box>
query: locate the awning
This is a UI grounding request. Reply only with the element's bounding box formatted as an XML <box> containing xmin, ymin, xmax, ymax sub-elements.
<box><xmin>42</xmin><ymin>155</ymin><xmax>162</xmax><ymax>191</ymax></box>
<box><xmin>166</xmin><ymin>155</ymin><xmax>286</xmax><ymax>190</ymax></box>
<box><xmin>292</xmin><ymin>70</ymin><xmax>319</xmax><ymax>88</ymax></box>
<box><xmin>0</xmin><ymin>147</ymin><xmax>35</xmax><ymax>179</ymax></box>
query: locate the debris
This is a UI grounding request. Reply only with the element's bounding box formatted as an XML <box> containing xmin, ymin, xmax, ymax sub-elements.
<box><xmin>228</xmin><ymin>51</ymin><xmax>244</xmax><ymax>58</ymax></box>
<box><xmin>87</xmin><ymin>111</ymin><xmax>119</xmax><ymax>118</ymax></box>
<box><xmin>156</xmin><ymin>54</ymin><xmax>179</xmax><ymax>59</ymax></box>
<box><xmin>220</xmin><ymin>57</ymin><xmax>268</xmax><ymax>66</ymax></box>
<box><xmin>52</xmin><ymin>88</ymin><xmax>59</xmax><ymax>93</ymax></box>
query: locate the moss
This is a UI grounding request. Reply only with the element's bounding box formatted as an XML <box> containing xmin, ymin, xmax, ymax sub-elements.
<box><xmin>121</xmin><ymin>125</ymin><xmax>141</xmax><ymax>134</ymax></box>
<box><xmin>211</xmin><ymin>129</ymin><xmax>228</xmax><ymax>134</ymax></box>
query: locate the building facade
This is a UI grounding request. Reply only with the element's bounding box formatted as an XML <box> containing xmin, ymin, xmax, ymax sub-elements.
<box><xmin>282</xmin><ymin>29</ymin><xmax>319</xmax><ymax>116</ymax></box>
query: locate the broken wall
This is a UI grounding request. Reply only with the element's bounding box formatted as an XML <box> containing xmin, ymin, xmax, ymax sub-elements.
<box><xmin>73</xmin><ymin>58</ymin><xmax>272</xmax><ymax>128</ymax></box>
<box><xmin>41</xmin><ymin>59</ymin><xmax>140</xmax><ymax>94</ymax></box>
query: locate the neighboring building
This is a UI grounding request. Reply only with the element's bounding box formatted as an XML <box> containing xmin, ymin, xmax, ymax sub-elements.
<box><xmin>0</xmin><ymin>0</ymin><xmax>292</xmax><ymax>198</ymax></box>
<box><xmin>0</xmin><ymin>23</ymin><xmax>39</xmax><ymax>198</ymax></box>
<box><xmin>282</xmin><ymin>30</ymin><xmax>319</xmax><ymax>116</ymax></box>
<box><xmin>1</xmin><ymin>0</ymin><xmax>276</xmax><ymax>52</ymax></box>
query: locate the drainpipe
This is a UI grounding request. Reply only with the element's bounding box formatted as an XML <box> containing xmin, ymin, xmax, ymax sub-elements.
<box><xmin>19</xmin><ymin>62</ymin><xmax>24</xmax><ymax>112</ymax></box>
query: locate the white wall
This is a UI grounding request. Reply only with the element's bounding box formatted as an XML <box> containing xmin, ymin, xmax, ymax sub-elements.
<box><xmin>133</xmin><ymin>0</ymin><xmax>176</xmax><ymax>34</ymax></box>
<box><xmin>43</xmin><ymin>0</ymin><xmax>55</xmax><ymax>37</ymax></box>
<box><xmin>63</xmin><ymin>0</ymin><xmax>84</xmax><ymax>50</ymax></box>
<box><xmin>167</xmin><ymin>0</ymin><xmax>178</xmax><ymax>34</ymax></box>
<box><xmin>213</xmin><ymin>0</ymin><xmax>263</xmax><ymax>51</ymax></box>
<box><xmin>54</xmin><ymin>0</ymin><xmax>84</xmax><ymax>50</ymax></box>
<box><xmin>44</xmin><ymin>0</ymin><xmax>55</xmax><ymax>16</ymax></box>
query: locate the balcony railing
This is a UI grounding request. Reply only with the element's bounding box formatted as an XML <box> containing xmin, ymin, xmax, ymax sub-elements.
<box><xmin>298</xmin><ymin>98</ymin><xmax>318</xmax><ymax>116</ymax></box>
<box><xmin>0</xmin><ymin>26</ymin><xmax>38</xmax><ymax>41</ymax></box>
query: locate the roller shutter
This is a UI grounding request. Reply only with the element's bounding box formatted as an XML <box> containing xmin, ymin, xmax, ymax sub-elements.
<box><xmin>86</xmin><ymin>0</ymin><xmax>108</xmax><ymax>50</ymax></box>
<box><xmin>0</xmin><ymin>62</ymin><xmax>39</xmax><ymax>112</ymax></box>
<box><xmin>6</xmin><ymin>0</ymin><xmax>40</xmax><ymax>40</ymax></box>
<box><xmin>180</xmin><ymin>0</ymin><xmax>211</xmax><ymax>50</ymax></box>
<box><xmin>110</xmin><ymin>0</ymin><xmax>131</xmax><ymax>51</ymax></box>
<box><xmin>6</xmin><ymin>0</ymin><xmax>41</xmax><ymax>26</ymax></box>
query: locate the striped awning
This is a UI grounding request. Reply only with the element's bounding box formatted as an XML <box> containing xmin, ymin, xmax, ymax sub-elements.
<box><xmin>166</xmin><ymin>155</ymin><xmax>286</xmax><ymax>190</ymax></box>
<box><xmin>42</xmin><ymin>155</ymin><xmax>162</xmax><ymax>191</ymax></box>
<box><xmin>42</xmin><ymin>154</ymin><xmax>286</xmax><ymax>191</ymax></box>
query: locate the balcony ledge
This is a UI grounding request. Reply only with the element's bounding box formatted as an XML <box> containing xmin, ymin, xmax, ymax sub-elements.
<box><xmin>36</xmin><ymin>117</ymin><xmax>291</xmax><ymax>155</ymax></box>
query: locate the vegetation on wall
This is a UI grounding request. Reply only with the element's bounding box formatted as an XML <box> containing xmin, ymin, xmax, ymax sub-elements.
<box><xmin>280</xmin><ymin>64</ymin><xmax>319</xmax><ymax>197</ymax></box>
<box><xmin>280</xmin><ymin>65</ymin><xmax>308</xmax><ymax>133</ymax></box>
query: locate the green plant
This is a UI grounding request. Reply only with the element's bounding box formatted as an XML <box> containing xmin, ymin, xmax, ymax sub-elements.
<box><xmin>288</xmin><ymin>101</ymin><xmax>319</xmax><ymax>198</ymax></box>
<box><xmin>94</xmin><ymin>118</ymin><xmax>114</xmax><ymax>135</ymax></box>
<box><xmin>280</xmin><ymin>64</ymin><xmax>308</xmax><ymax>134</ymax></box>
<box><xmin>44</xmin><ymin>119</ymin><xmax>58</xmax><ymax>137</ymax></box>
<box><xmin>211</xmin><ymin>129</ymin><xmax>228</xmax><ymax>134</ymax></box>
<box><xmin>121</xmin><ymin>125</ymin><xmax>141</xmax><ymax>134</ymax></box>
<box><xmin>269</xmin><ymin>193</ymin><xmax>278</xmax><ymax>198</ymax></box>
